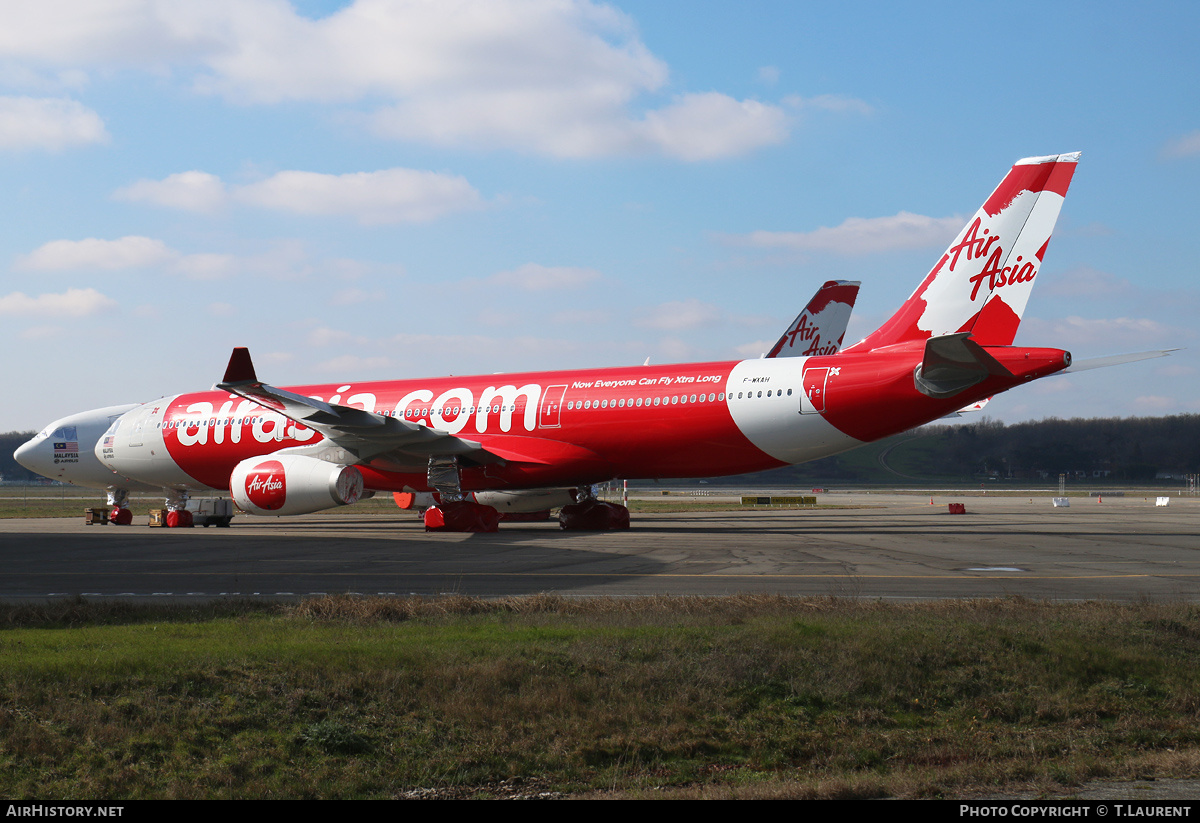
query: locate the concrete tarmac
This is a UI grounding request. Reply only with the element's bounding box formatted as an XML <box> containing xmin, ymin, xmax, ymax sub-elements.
<box><xmin>1</xmin><ymin>493</ymin><xmax>1197</xmax><ymax>601</ymax></box>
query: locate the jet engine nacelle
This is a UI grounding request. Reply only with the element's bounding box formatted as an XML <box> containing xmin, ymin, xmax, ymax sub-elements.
<box><xmin>230</xmin><ymin>454</ymin><xmax>363</xmax><ymax>516</ymax></box>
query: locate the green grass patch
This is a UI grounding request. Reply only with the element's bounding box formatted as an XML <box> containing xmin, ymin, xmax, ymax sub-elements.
<box><xmin>2</xmin><ymin>595</ymin><xmax>1200</xmax><ymax>798</ymax></box>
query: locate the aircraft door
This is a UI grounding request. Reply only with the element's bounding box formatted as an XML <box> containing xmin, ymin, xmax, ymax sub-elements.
<box><xmin>539</xmin><ymin>384</ymin><xmax>567</xmax><ymax>428</ymax></box>
<box><xmin>800</xmin><ymin>367</ymin><xmax>829</xmax><ymax>414</ymax></box>
<box><xmin>129</xmin><ymin>408</ymin><xmax>147</xmax><ymax>447</ymax></box>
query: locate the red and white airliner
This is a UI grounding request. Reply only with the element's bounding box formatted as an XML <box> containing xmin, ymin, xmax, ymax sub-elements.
<box><xmin>14</xmin><ymin>152</ymin><xmax>1160</xmax><ymax>530</ymax></box>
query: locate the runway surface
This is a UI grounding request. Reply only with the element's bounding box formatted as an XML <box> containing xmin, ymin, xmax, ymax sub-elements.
<box><xmin>1</xmin><ymin>493</ymin><xmax>1197</xmax><ymax>601</ymax></box>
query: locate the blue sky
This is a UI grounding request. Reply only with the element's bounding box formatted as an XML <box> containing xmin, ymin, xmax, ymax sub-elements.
<box><xmin>1</xmin><ymin>0</ymin><xmax>1197</xmax><ymax>431</ymax></box>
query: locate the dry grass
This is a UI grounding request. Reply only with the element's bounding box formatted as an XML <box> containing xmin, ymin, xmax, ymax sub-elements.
<box><xmin>286</xmin><ymin>591</ymin><xmax>818</xmax><ymax>622</ymax></box>
<box><xmin>2</xmin><ymin>595</ymin><xmax>1200</xmax><ymax>798</ymax></box>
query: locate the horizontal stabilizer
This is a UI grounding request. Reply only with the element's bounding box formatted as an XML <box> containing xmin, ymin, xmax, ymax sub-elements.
<box><xmin>1060</xmin><ymin>349</ymin><xmax>1178</xmax><ymax>373</ymax></box>
<box><xmin>941</xmin><ymin>396</ymin><xmax>992</xmax><ymax>419</ymax></box>
<box><xmin>914</xmin><ymin>333</ymin><xmax>1011</xmax><ymax>399</ymax></box>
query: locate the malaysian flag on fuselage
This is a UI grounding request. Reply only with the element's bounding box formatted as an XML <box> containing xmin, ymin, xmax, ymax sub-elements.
<box><xmin>53</xmin><ymin>426</ymin><xmax>78</xmax><ymax>454</ymax></box>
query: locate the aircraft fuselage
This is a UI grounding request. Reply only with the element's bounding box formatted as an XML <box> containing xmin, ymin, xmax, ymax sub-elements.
<box><xmin>90</xmin><ymin>344</ymin><xmax>1068</xmax><ymax>495</ymax></box>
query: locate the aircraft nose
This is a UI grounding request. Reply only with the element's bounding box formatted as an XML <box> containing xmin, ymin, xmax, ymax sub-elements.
<box><xmin>13</xmin><ymin>436</ymin><xmax>44</xmax><ymax>474</ymax></box>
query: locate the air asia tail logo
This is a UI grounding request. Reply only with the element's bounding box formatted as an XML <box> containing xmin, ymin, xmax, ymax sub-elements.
<box><xmin>784</xmin><ymin>315</ymin><xmax>842</xmax><ymax>356</ymax></box>
<box><xmin>244</xmin><ymin>460</ymin><xmax>286</xmax><ymax>511</ymax></box>
<box><xmin>948</xmin><ymin>217</ymin><xmax>1038</xmax><ymax>302</ymax></box>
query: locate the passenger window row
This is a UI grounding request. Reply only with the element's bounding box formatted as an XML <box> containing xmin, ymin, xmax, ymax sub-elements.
<box><xmin>566</xmin><ymin>387</ymin><xmax>794</xmax><ymax>411</ymax></box>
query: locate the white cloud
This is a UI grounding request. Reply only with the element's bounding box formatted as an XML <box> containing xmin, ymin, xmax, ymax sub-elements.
<box><xmin>1021</xmin><ymin>315</ymin><xmax>1180</xmax><ymax>350</ymax></box>
<box><xmin>0</xmin><ymin>1</ymin><xmax>809</xmax><ymax>160</ymax></box>
<box><xmin>113</xmin><ymin>171</ymin><xmax>227</xmax><ymax>212</ymax></box>
<box><xmin>549</xmin><ymin>308</ymin><xmax>609</xmax><ymax>325</ymax></box>
<box><xmin>369</xmin><ymin>91</ymin><xmax>619</xmax><ymax>157</ymax></box>
<box><xmin>113</xmin><ymin>167</ymin><xmax>485</xmax><ymax>223</ymax></box>
<box><xmin>171</xmin><ymin>252</ymin><xmax>237</xmax><ymax>280</ymax></box>
<box><xmin>17</xmin><ymin>236</ymin><xmax>174</xmax><ymax>270</ymax></box>
<box><xmin>307</xmin><ymin>326</ymin><xmax>364</xmax><ymax>348</ymax></box>
<box><xmin>235</xmin><ymin>168</ymin><xmax>484</xmax><ymax>224</ymax></box>
<box><xmin>1056</xmin><ymin>316</ymin><xmax>1172</xmax><ymax>338</ymax></box>
<box><xmin>200</xmin><ymin>0</ymin><xmax>666</xmax><ymax>102</ymax></box>
<box><xmin>1060</xmin><ymin>316</ymin><xmax>1171</xmax><ymax>340</ymax></box>
<box><xmin>635</xmin><ymin>298</ymin><xmax>725</xmax><ymax>331</ymax></box>
<box><xmin>654</xmin><ymin>336</ymin><xmax>699</xmax><ymax>362</ymax></box>
<box><xmin>636</xmin><ymin>93</ymin><xmax>789</xmax><ymax>161</ymax></box>
<box><xmin>633</xmin><ymin>298</ymin><xmax>772</xmax><ymax>332</ymax></box>
<box><xmin>731</xmin><ymin>211</ymin><xmax>964</xmax><ymax>255</ymax></box>
<box><xmin>384</xmin><ymin>331</ymin><xmax>587</xmax><ymax>363</ymax></box>
<box><xmin>0</xmin><ymin>287</ymin><xmax>116</xmax><ymax>317</ymax></box>
<box><xmin>0</xmin><ymin>0</ymin><xmax>219</xmax><ymax>66</ymax></box>
<box><xmin>0</xmin><ymin>96</ymin><xmax>107</xmax><ymax>150</ymax></box>
<box><xmin>0</xmin><ymin>64</ymin><xmax>89</xmax><ymax>94</ymax></box>
<box><xmin>331</xmin><ymin>288</ymin><xmax>384</xmax><ymax>305</ymax></box>
<box><xmin>367</xmin><ymin>87</ymin><xmax>793</xmax><ymax>159</ymax></box>
<box><xmin>1162</xmin><ymin>130</ymin><xmax>1200</xmax><ymax>159</ymax></box>
<box><xmin>735</xmin><ymin>339</ymin><xmax>774</xmax><ymax>358</ymax></box>
<box><xmin>489</xmin><ymin>263</ymin><xmax>600</xmax><ymax>291</ymax></box>
<box><xmin>314</xmin><ymin>354</ymin><xmax>393</xmax><ymax>374</ymax></box>
<box><xmin>15</xmin><ymin>235</ymin><xmax>312</xmax><ymax>280</ymax></box>
<box><xmin>1040</xmin><ymin>266</ymin><xmax>1132</xmax><ymax>299</ymax></box>
<box><xmin>306</xmin><ymin>325</ymin><xmax>590</xmax><ymax>374</ymax></box>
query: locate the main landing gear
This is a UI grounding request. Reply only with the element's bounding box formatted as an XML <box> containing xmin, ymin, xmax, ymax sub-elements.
<box><xmin>162</xmin><ymin>488</ymin><xmax>194</xmax><ymax>528</ymax></box>
<box><xmin>422</xmin><ymin>456</ymin><xmax>500</xmax><ymax>533</ymax></box>
<box><xmin>558</xmin><ymin>485</ymin><xmax>630</xmax><ymax>530</ymax></box>
<box><xmin>420</xmin><ymin>459</ymin><xmax>630</xmax><ymax>532</ymax></box>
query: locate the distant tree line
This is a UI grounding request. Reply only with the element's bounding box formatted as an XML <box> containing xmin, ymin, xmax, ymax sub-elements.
<box><xmin>707</xmin><ymin>414</ymin><xmax>1200</xmax><ymax>486</ymax></box>
<box><xmin>917</xmin><ymin>414</ymin><xmax>1200</xmax><ymax>482</ymax></box>
<box><xmin>0</xmin><ymin>431</ymin><xmax>37</xmax><ymax>482</ymax></box>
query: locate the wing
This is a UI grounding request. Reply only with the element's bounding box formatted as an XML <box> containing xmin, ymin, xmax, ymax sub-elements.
<box><xmin>216</xmin><ymin>347</ymin><xmax>504</xmax><ymax>470</ymax></box>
